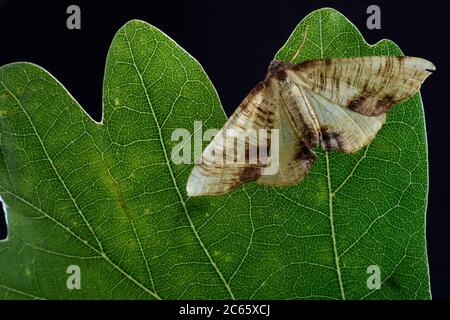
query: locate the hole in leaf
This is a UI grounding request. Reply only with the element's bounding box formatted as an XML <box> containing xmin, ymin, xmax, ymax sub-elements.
<box><xmin>0</xmin><ymin>200</ymin><xmax>7</xmax><ymax>240</ymax></box>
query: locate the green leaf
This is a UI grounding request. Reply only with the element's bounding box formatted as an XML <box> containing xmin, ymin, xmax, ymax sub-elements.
<box><xmin>0</xmin><ymin>8</ymin><xmax>430</xmax><ymax>300</ymax></box>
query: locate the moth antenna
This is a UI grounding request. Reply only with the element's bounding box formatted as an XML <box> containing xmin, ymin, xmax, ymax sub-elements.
<box><xmin>290</xmin><ymin>25</ymin><xmax>308</xmax><ymax>63</ymax></box>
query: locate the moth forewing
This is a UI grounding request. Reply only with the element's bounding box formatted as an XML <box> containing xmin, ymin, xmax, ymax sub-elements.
<box><xmin>257</xmin><ymin>128</ymin><xmax>279</xmax><ymax>175</ymax></box>
<box><xmin>186</xmin><ymin>82</ymin><xmax>280</xmax><ymax>196</ymax></box>
<box><xmin>291</xmin><ymin>56</ymin><xmax>435</xmax><ymax>116</ymax></box>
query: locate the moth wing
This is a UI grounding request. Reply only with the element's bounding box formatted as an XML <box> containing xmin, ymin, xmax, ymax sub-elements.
<box><xmin>187</xmin><ymin>81</ymin><xmax>316</xmax><ymax>196</ymax></box>
<box><xmin>290</xmin><ymin>56</ymin><xmax>435</xmax><ymax>116</ymax></box>
<box><xmin>284</xmin><ymin>56</ymin><xmax>434</xmax><ymax>152</ymax></box>
<box><xmin>187</xmin><ymin>82</ymin><xmax>273</xmax><ymax>197</ymax></box>
<box><xmin>302</xmin><ymin>87</ymin><xmax>386</xmax><ymax>153</ymax></box>
<box><xmin>256</xmin><ymin>89</ymin><xmax>316</xmax><ymax>187</ymax></box>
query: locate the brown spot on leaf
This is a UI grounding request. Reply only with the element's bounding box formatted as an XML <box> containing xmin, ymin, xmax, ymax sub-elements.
<box><xmin>385</xmin><ymin>275</ymin><xmax>401</xmax><ymax>291</ymax></box>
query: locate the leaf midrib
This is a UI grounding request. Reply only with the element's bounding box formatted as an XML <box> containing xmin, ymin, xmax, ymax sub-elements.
<box><xmin>318</xmin><ymin>10</ymin><xmax>344</xmax><ymax>300</ymax></box>
<box><xmin>325</xmin><ymin>151</ymin><xmax>346</xmax><ymax>300</ymax></box>
<box><xmin>123</xmin><ymin>29</ymin><xmax>236</xmax><ymax>299</ymax></box>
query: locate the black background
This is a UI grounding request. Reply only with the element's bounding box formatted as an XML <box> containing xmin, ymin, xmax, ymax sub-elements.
<box><xmin>0</xmin><ymin>0</ymin><xmax>448</xmax><ymax>299</ymax></box>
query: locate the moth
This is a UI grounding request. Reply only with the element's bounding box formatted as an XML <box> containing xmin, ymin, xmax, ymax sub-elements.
<box><xmin>187</xmin><ymin>54</ymin><xmax>435</xmax><ymax>197</ymax></box>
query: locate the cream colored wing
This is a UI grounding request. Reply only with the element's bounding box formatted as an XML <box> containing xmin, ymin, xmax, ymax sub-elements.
<box><xmin>290</xmin><ymin>56</ymin><xmax>435</xmax><ymax>116</ymax></box>
<box><xmin>187</xmin><ymin>80</ymin><xmax>316</xmax><ymax>197</ymax></box>
<box><xmin>303</xmin><ymin>87</ymin><xmax>386</xmax><ymax>153</ymax></box>
<box><xmin>187</xmin><ymin>82</ymin><xmax>273</xmax><ymax>197</ymax></box>
<box><xmin>282</xmin><ymin>56</ymin><xmax>434</xmax><ymax>152</ymax></box>
<box><xmin>270</xmin><ymin>71</ymin><xmax>385</xmax><ymax>154</ymax></box>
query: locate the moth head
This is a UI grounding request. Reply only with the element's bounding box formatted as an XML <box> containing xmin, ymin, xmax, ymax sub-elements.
<box><xmin>266</xmin><ymin>60</ymin><xmax>291</xmax><ymax>81</ymax></box>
